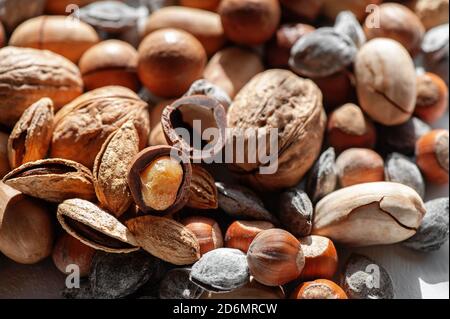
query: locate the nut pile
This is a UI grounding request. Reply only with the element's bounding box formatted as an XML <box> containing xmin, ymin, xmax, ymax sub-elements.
<box><xmin>0</xmin><ymin>0</ymin><xmax>449</xmax><ymax>300</ymax></box>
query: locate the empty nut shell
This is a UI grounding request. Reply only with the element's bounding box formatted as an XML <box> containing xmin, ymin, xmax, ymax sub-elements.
<box><xmin>403</xmin><ymin>197</ymin><xmax>449</xmax><ymax>252</ymax></box>
<box><xmin>292</xmin><ymin>279</ymin><xmax>347</xmax><ymax>299</ymax></box>
<box><xmin>385</xmin><ymin>153</ymin><xmax>426</xmax><ymax>199</ymax></box>
<box><xmin>3</xmin><ymin>158</ymin><xmax>96</xmax><ymax>203</ymax></box>
<box><xmin>127</xmin><ymin>146</ymin><xmax>192</xmax><ymax>215</ymax></box>
<box><xmin>57</xmin><ymin>198</ymin><xmax>139</xmax><ymax>254</ymax></box>
<box><xmin>306</xmin><ymin>147</ymin><xmax>337</xmax><ymax>203</ymax></box>
<box><xmin>225</xmin><ymin>220</ymin><xmax>275</xmax><ymax>253</ymax></box>
<box><xmin>185</xmin><ymin>79</ymin><xmax>232</xmax><ymax>111</ymax></box>
<box><xmin>159</xmin><ymin>268</ymin><xmax>204</xmax><ymax>299</ymax></box>
<box><xmin>161</xmin><ymin>95</ymin><xmax>227</xmax><ymax>162</ymax></box>
<box><xmin>190</xmin><ymin>248</ymin><xmax>250</xmax><ymax>292</ymax></box>
<box><xmin>278</xmin><ymin>187</ymin><xmax>314</xmax><ymax>237</ymax></box>
<box><xmin>312</xmin><ymin>182</ymin><xmax>426</xmax><ymax>246</ymax></box>
<box><xmin>247</xmin><ymin>228</ymin><xmax>305</xmax><ymax>286</ymax></box>
<box><xmin>416</xmin><ymin>129</ymin><xmax>449</xmax><ymax>184</ymax></box>
<box><xmin>341</xmin><ymin>253</ymin><xmax>394</xmax><ymax>299</ymax></box>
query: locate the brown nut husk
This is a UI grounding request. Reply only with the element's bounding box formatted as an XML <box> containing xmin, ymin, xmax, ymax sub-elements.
<box><xmin>0</xmin><ymin>182</ymin><xmax>54</xmax><ymax>264</ymax></box>
<box><xmin>227</xmin><ymin>69</ymin><xmax>326</xmax><ymax>191</ymax></box>
<box><xmin>162</xmin><ymin>95</ymin><xmax>227</xmax><ymax>162</ymax></box>
<box><xmin>8</xmin><ymin>97</ymin><xmax>54</xmax><ymax>169</ymax></box>
<box><xmin>127</xmin><ymin>146</ymin><xmax>192</xmax><ymax>215</ymax></box>
<box><xmin>0</xmin><ymin>46</ymin><xmax>83</xmax><ymax>128</ymax></box>
<box><xmin>2</xmin><ymin>158</ymin><xmax>96</xmax><ymax>203</ymax></box>
<box><xmin>50</xmin><ymin>86</ymin><xmax>150</xmax><ymax>169</ymax></box>
<box><xmin>0</xmin><ymin>132</ymin><xmax>11</xmax><ymax>178</ymax></box>
<box><xmin>125</xmin><ymin>215</ymin><xmax>201</xmax><ymax>265</ymax></box>
<box><xmin>312</xmin><ymin>182</ymin><xmax>426</xmax><ymax>246</ymax></box>
<box><xmin>57</xmin><ymin>198</ymin><xmax>139</xmax><ymax>253</ymax></box>
<box><xmin>187</xmin><ymin>165</ymin><xmax>218</xmax><ymax>209</ymax></box>
<box><xmin>93</xmin><ymin>121</ymin><xmax>139</xmax><ymax>218</ymax></box>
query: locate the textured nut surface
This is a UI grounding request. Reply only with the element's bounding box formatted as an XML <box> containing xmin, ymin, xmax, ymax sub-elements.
<box><xmin>0</xmin><ymin>46</ymin><xmax>83</xmax><ymax>127</ymax></box>
<box><xmin>126</xmin><ymin>215</ymin><xmax>201</xmax><ymax>265</ymax></box>
<box><xmin>385</xmin><ymin>153</ymin><xmax>425</xmax><ymax>198</ymax></box>
<box><xmin>51</xmin><ymin>86</ymin><xmax>150</xmax><ymax>169</ymax></box>
<box><xmin>93</xmin><ymin>121</ymin><xmax>139</xmax><ymax>217</ymax></box>
<box><xmin>227</xmin><ymin>69</ymin><xmax>326</xmax><ymax>190</ymax></box>
<box><xmin>292</xmin><ymin>279</ymin><xmax>347</xmax><ymax>299</ymax></box>
<box><xmin>190</xmin><ymin>248</ymin><xmax>249</xmax><ymax>292</ymax></box>
<box><xmin>8</xmin><ymin>97</ymin><xmax>54</xmax><ymax>169</ymax></box>
<box><xmin>0</xmin><ymin>132</ymin><xmax>10</xmax><ymax>178</ymax></box>
<box><xmin>278</xmin><ymin>187</ymin><xmax>314</xmax><ymax>237</ymax></box>
<box><xmin>159</xmin><ymin>268</ymin><xmax>204</xmax><ymax>299</ymax></box>
<box><xmin>355</xmin><ymin>39</ymin><xmax>417</xmax><ymax>126</ymax></box>
<box><xmin>3</xmin><ymin>158</ymin><xmax>95</xmax><ymax>203</ymax></box>
<box><xmin>312</xmin><ymin>182</ymin><xmax>426</xmax><ymax>246</ymax></box>
<box><xmin>187</xmin><ymin>165</ymin><xmax>218</xmax><ymax>210</ymax></box>
<box><xmin>334</xmin><ymin>10</ymin><xmax>366</xmax><ymax>48</ymax></box>
<box><xmin>306</xmin><ymin>147</ymin><xmax>337</xmax><ymax>203</ymax></box>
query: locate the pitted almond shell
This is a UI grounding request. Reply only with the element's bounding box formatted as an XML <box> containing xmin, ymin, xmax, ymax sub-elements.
<box><xmin>93</xmin><ymin>121</ymin><xmax>139</xmax><ymax>217</ymax></box>
<box><xmin>187</xmin><ymin>165</ymin><xmax>218</xmax><ymax>209</ymax></box>
<box><xmin>126</xmin><ymin>215</ymin><xmax>201</xmax><ymax>265</ymax></box>
<box><xmin>57</xmin><ymin>198</ymin><xmax>139</xmax><ymax>254</ymax></box>
<box><xmin>2</xmin><ymin>158</ymin><xmax>95</xmax><ymax>203</ymax></box>
<box><xmin>312</xmin><ymin>182</ymin><xmax>426</xmax><ymax>246</ymax></box>
<box><xmin>8</xmin><ymin>97</ymin><xmax>54</xmax><ymax>169</ymax></box>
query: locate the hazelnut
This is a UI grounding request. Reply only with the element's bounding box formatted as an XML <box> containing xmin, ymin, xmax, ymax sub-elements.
<box><xmin>364</xmin><ymin>3</ymin><xmax>425</xmax><ymax>55</ymax></box>
<box><xmin>299</xmin><ymin>235</ymin><xmax>338</xmax><ymax>280</ymax></box>
<box><xmin>79</xmin><ymin>40</ymin><xmax>139</xmax><ymax>92</ymax></box>
<box><xmin>416</xmin><ymin>129</ymin><xmax>449</xmax><ymax>184</ymax></box>
<box><xmin>411</xmin><ymin>0</ymin><xmax>449</xmax><ymax>31</ymax></box>
<box><xmin>327</xmin><ymin>103</ymin><xmax>377</xmax><ymax>152</ymax></box>
<box><xmin>140</xmin><ymin>156</ymin><xmax>184</xmax><ymax>211</ymax></box>
<box><xmin>0</xmin><ymin>182</ymin><xmax>54</xmax><ymax>264</ymax></box>
<box><xmin>266</xmin><ymin>23</ymin><xmax>315</xmax><ymax>68</ymax></box>
<box><xmin>9</xmin><ymin>15</ymin><xmax>99</xmax><ymax>63</ymax></box>
<box><xmin>137</xmin><ymin>28</ymin><xmax>207</xmax><ymax>98</ymax></box>
<box><xmin>45</xmin><ymin>0</ymin><xmax>97</xmax><ymax>14</ymax></box>
<box><xmin>52</xmin><ymin>232</ymin><xmax>95</xmax><ymax>277</ymax></box>
<box><xmin>279</xmin><ymin>0</ymin><xmax>323</xmax><ymax>21</ymax></box>
<box><xmin>203</xmin><ymin>47</ymin><xmax>264</xmax><ymax>98</ymax></box>
<box><xmin>336</xmin><ymin>148</ymin><xmax>385</xmax><ymax>187</ymax></box>
<box><xmin>291</xmin><ymin>279</ymin><xmax>348</xmax><ymax>299</ymax></box>
<box><xmin>180</xmin><ymin>0</ymin><xmax>221</xmax><ymax>11</ymax></box>
<box><xmin>218</xmin><ymin>0</ymin><xmax>281</xmax><ymax>45</ymax></box>
<box><xmin>247</xmin><ymin>228</ymin><xmax>305</xmax><ymax>286</ymax></box>
<box><xmin>225</xmin><ymin>220</ymin><xmax>275</xmax><ymax>253</ymax></box>
<box><xmin>312</xmin><ymin>71</ymin><xmax>354</xmax><ymax>110</ymax></box>
<box><xmin>181</xmin><ymin>216</ymin><xmax>223</xmax><ymax>256</ymax></box>
<box><xmin>414</xmin><ymin>73</ymin><xmax>448</xmax><ymax>124</ymax></box>
<box><xmin>0</xmin><ymin>131</ymin><xmax>10</xmax><ymax>178</ymax></box>
<box><xmin>322</xmin><ymin>0</ymin><xmax>382</xmax><ymax>21</ymax></box>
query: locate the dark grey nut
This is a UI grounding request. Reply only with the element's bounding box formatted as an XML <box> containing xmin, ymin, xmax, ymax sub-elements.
<box><xmin>342</xmin><ymin>254</ymin><xmax>394</xmax><ymax>299</ymax></box>
<box><xmin>334</xmin><ymin>11</ymin><xmax>366</xmax><ymax>48</ymax></box>
<box><xmin>278</xmin><ymin>187</ymin><xmax>313</xmax><ymax>237</ymax></box>
<box><xmin>403</xmin><ymin>198</ymin><xmax>449</xmax><ymax>252</ymax></box>
<box><xmin>422</xmin><ymin>24</ymin><xmax>449</xmax><ymax>84</ymax></box>
<box><xmin>159</xmin><ymin>268</ymin><xmax>204</xmax><ymax>299</ymax></box>
<box><xmin>306</xmin><ymin>147</ymin><xmax>337</xmax><ymax>203</ymax></box>
<box><xmin>80</xmin><ymin>1</ymin><xmax>141</xmax><ymax>33</ymax></box>
<box><xmin>385</xmin><ymin>153</ymin><xmax>425</xmax><ymax>198</ymax></box>
<box><xmin>377</xmin><ymin>117</ymin><xmax>431</xmax><ymax>156</ymax></box>
<box><xmin>190</xmin><ymin>248</ymin><xmax>250</xmax><ymax>292</ymax></box>
<box><xmin>62</xmin><ymin>281</ymin><xmax>93</xmax><ymax>299</ymax></box>
<box><xmin>185</xmin><ymin>79</ymin><xmax>232</xmax><ymax>110</ymax></box>
<box><xmin>216</xmin><ymin>182</ymin><xmax>278</xmax><ymax>224</ymax></box>
<box><xmin>290</xmin><ymin>27</ymin><xmax>357</xmax><ymax>78</ymax></box>
<box><xmin>89</xmin><ymin>251</ymin><xmax>157</xmax><ymax>299</ymax></box>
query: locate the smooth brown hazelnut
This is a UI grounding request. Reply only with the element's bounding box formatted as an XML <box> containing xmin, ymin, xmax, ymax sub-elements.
<box><xmin>299</xmin><ymin>235</ymin><xmax>338</xmax><ymax>280</ymax></box>
<box><xmin>247</xmin><ymin>228</ymin><xmax>305</xmax><ymax>286</ymax></box>
<box><xmin>0</xmin><ymin>182</ymin><xmax>54</xmax><ymax>264</ymax></box>
<box><xmin>279</xmin><ymin>0</ymin><xmax>323</xmax><ymax>21</ymax></box>
<box><xmin>336</xmin><ymin>148</ymin><xmax>385</xmax><ymax>187</ymax></box>
<box><xmin>219</xmin><ymin>0</ymin><xmax>281</xmax><ymax>45</ymax></box>
<box><xmin>225</xmin><ymin>220</ymin><xmax>275</xmax><ymax>253</ymax></box>
<box><xmin>0</xmin><ymin>21</ymin><xmax>5</xmax><ymax>48</ymax></box>
<box><xmin>266</xmin><ymin>23</ymin><xmax>315</xmax><ymax>68</ymax></box>
<box><xmin>291</xmin><ymin>279</ymin><xmax>348</xmax><ymax>299</ymax></box>
<box><xmin>327</xmin><ymin>103</ymin><xmax>377</xmax><ymax>152</ymax></box>
<box><xmin>364</xmin><ymin>3</ymin><xmax>425</xmax><ymax>55</ymax></box>
<box><xmin>312</xmin><ymin>71</ymin><xmax>354</xmax><ymax>111</ymax></box>
<box><xmin>45</xmin><ymin>0</ymin><xmax>97</xmax><ymax>14</ymax></box>
<box><xmin>416</xmin><ymin>129</ymin><xmax>449</xmax><ymax>184</ymax></box>
<box><xmin>181</xmin><ymin>216</ymin><xmax>223</xmax><ymax>256</ymax></box>
<box><xmin>322</xmin><ymin>0</ymin><xmax>382</xmax><ymax>21</ymax></box>
<box><xmin>138</xmin><ymin>28</ymin><xmax>207</xmax><ymax>98</ymax></box>
<box><xmin>414</xmin><ymin>73</ymin><xmax>448</xmax><ymax>124</ymax></box>
<box><xmin>0</xmin><ymin>132</ymin><xmax>10</xmax><ymax>178</ymax></box>
<box><xmin>180</xmin><ymin>0</ymin><xmax>222</xmax><ymax>11</ymax></box>
<box><xmin>52</xmin><ymin>232</ymin><xmax>95</xmax><ymax>277</ymax></box>
<box><xmin>9</xmin><ymin>15</ymin><xmax>99</xmax><ymax>63</ymax></box>
<box><xmin>79</xmin><ymin>40</ymin><xmax>139</xmax><ymax>92</ymax></box>
<box><xmin>203</xmin><ymin>47</ymin><xmax>264</xmax><ymax>98</ymax></box>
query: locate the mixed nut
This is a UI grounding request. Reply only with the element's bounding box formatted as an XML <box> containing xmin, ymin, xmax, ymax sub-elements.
<box><xmin>0</xmin><ymin>0</ymin><xmax>449</xmax><ymax>300</ymax></box>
